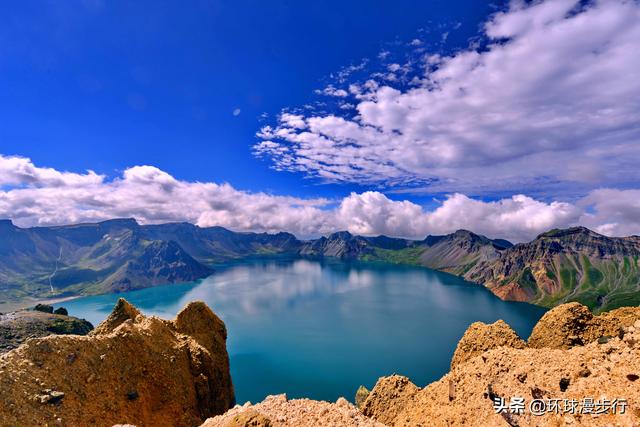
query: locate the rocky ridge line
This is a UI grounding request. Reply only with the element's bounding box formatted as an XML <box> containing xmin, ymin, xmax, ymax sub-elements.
<box><xmin>201</xmin><ymin>302</ymin><xmax>640</xmax><ymax>427</ymax></box>
<box><xmin>362</xmin><ymin>302</ymin><xmax>640</xmax><ymax>426</ymax></box>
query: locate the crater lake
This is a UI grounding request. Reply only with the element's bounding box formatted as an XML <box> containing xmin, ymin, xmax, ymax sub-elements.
<box><xmin>55</xmin><ymin>257</ymin><xmax>547</xmax><ymax>404</ymax></box>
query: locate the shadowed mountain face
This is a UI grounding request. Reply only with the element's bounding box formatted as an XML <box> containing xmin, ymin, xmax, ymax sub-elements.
<box><xmin>299</xmin><ymin>229</ymin><xmax>512</xmax><ymax>275</ymax></box>
<box><xmin>0</xmin><ymin>219</ymin><xmax>299</xmax><ymax>309</ymax></box>
<box><xmin>0</xmin><ymin>308</ymin><xmax>93</xmax><ymax>353</ymax></box>
<box><xmin>0</xmin><ymin>219</ymin><xmax>638</xmax><ymax>312</ymax></box>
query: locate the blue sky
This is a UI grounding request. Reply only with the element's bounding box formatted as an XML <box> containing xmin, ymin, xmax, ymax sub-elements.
<box><xmin>0</xmin><ymin>0</ymin><xmax>639</xmax><ymax>242</ymax></box>
<box><xmin>0</xmin><ymin>0</ymin><xmax>496</xmax><ymax>200</ymax></box>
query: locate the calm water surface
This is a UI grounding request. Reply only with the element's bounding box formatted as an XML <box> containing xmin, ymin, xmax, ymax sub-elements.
<box><xmin>57</xmin><ymin>257</ymin><xmax>546</xmax><ymax>404</ymax></box>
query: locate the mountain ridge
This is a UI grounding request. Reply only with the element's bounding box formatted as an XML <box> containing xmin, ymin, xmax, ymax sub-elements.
<box><xmin>0</xmin><ymin>218</ymin><xmax>638</xmax><ymax>312</ymax></box>
<box><xmin>466</xmin><ymin>226</ymin><xmax>640</xmax><ymax>311</ymax></box>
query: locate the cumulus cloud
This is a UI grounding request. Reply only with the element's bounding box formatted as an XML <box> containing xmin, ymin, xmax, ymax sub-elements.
<box><xmin>0</xmin><ymin>155</ymin><xmax>333</xmax><ymax>236</ymax></box>
<box><xmin>0</xmin><ymin>155</ymin><xmax>103</xmax><ymax>187</ymax></box>
<box><xmin>334</xmin><ymin>192</ymin><xmax>582</xmax><ymax>242</ymax></box>
<box><xmin>3</xmin><ymin>154</ymin><xmax>640</xmax><ymax>242</ymax></box>
<box><xmin>254</xmin><ymin>0</ymin><xmax>640</xmax><ymax>195</ymax></box>
<box><xmin>578</xmin><ymin>189</ymin><xmax>640</xmax><ymax>237</ymax></box>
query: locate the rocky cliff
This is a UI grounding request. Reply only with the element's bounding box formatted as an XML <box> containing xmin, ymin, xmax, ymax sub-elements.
<box><xmin>361</xmin><ymin>302</ymin><xmax>640</xmax><ymax>426</ymax></box>
<box><xmin>417</xmin><ymin>229</ymin><xmax>512</xmax><ymax>275</ymax></box>
<box><xmin>2</xmin><ymin>218</ymin><xmax>639</xmax><ymax>313</ymax></box>
<box><xmin>465</xmin><ymin>227</ymin><xmax>640</xmax><ymax>312</ymax></box>
<box><xmin>0</xmin><ymin>299</ymin><xmax>234</xmax><ymax>427</ymax></box>
<box><xmin>0</xmin><ymin>305</ymin><xmax>93</xmax><ymax>353</ymax></box>
<box><xmin>202</xmin><ymin>302</ymin><xmax>640</xmax><ymax>427</ymax></box>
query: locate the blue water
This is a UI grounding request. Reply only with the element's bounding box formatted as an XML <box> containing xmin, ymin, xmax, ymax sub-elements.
<box><xmin>57</xmin><ymin>257</ymin><xmax>547</xmax><ymax>404</ymax></box>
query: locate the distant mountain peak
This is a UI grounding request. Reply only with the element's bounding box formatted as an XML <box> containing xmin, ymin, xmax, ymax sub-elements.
<box><xmin>452</xmin><ymin>229</ymin><xmax>476</xmax><ymax>236</ymax></box>
<box><xmin>536</xmin><ymin>226</ymin><xmax>601</xmax><ymax>240</ymax></box>
<box><xmin>467</xmin><ymin>225</ymin><xmax>640</xmax><ymax>312</ymax></box>
<box><xmin>328</xmin><ymin>230</ymin><xmax>353</xmax><ymax>239</ymax></box>
<box><xmin>99</xmin><ymin>218</ymin><xmax>139</xmax><ymax>227</ymax></box>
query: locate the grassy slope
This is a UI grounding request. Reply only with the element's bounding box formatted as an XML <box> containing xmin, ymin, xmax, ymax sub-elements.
<box><xmin>531</xmin><ymin>255</ymin><xmax>640</xmax><ymax>312</ymax></box>
<box><xmin>360</xmin><ymin>247</ymin><xmax>426</xmax><ymax>265</ymax></box>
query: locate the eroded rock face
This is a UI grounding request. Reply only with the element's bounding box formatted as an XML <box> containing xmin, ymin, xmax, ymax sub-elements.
<box><xmin>202</xmin><ymin>394</ymin><xmax>385</xmax><ymax>427</ymax></box>
<box><xmin>361</xmin><ymin>375</ymin><xmax>420</xmax><ymax>426</ymax></box>
<box><xmin>465</xmin><ymin>227</ymin><xmax>640</xmax><ymax>312</ymax></box>
<box><xmin>361</xmin><ymin>302</ymin><xmax>640</xmax><ymax>426</ymax></box>
<box><xmin>0</xmin><ymin>298</ymin><xmax>234</xmax><ymax>427</ymax></box>
<box><xmin>528</xmin><ymin>302</ymin><xmax>593</xmax><ymax>349</ymax></box>
<box><xmin>528</xmin><ymin>302</ymin><xmax>640</xmax><ymax>349</ymax></box>
<box><xmin>363</xmin><ymin>332</ymin><xmax>640</xmax><ymax>426</ymax></box>
<box><xmin>450</xmin><ymin>319</ymin><xmax>526</xmax><ymax>369</ymax></box>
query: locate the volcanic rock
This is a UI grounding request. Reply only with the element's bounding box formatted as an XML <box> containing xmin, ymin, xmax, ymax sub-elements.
<box><xmin>0</xmin><ymin>298</ymin><xmax>234</xmax><ymax>427</ymax></box>
<box><xmin>354</xmin><ymin>385</ymin><xmax>370</xmax><ymax>409</ymax></box>
<box><xmin>450</xmin><ymin>319</ymin><xmax>526</xmax><ymax>368</ymax></box>
<box><xmin>528</xmin><ymin>302</ymin><xmax>640</xmax><ymax>349</ymax></box>
<box><xmin>361</xmin><ymin>303</ymin><xmax>640</xmax><ymax>426</ymax></box>
<box><xmin>202</xmin><ymin>394</ymin><xmax>385</xmax><ymax>427</ymax></box>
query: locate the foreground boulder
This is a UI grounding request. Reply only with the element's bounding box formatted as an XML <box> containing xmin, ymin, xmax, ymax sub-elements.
<box><xmin>361</xmin><ymin>376</ymin><xmax>420</xmax><ymax>426</ymax></box>
<box><xmin>528</xmin><ymin>302</ymin><xmax>640</xmax><ymax>349</ymax></box>
<box><xmin>450</xmin><ymin>320</ymin><xmax>526</xmax><ymax>369</ymax></box>
<box><xmin>0</xmin><ymin>298</ymin><xmax>234</xmax><ymax>427</ymax></box>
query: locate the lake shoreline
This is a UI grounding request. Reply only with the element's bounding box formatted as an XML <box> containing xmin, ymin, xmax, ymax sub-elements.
<box><xmin>0</xmin><ymin>295</ymin><xmax>81</xmax><ymax>314</ymax></box>
<box><xmin>56</xmin><ymin>257</ymin><xmax>547</xmax><ymax>404</ymax></box>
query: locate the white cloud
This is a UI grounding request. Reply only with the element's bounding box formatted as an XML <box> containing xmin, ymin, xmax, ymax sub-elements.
<box><xmin>578</xmin><ymin>189</ymin><xmax>640</xmax><ymax>237</ymax></box>
<box><xmin>232</xmin><ymin>108</ymin><xmax>241</xmax><ymax>116</ymax></box>
<box><xmin>314</xmin><ymin>84</ymin><xmax>349</xmax><ymax>97</ymax></box>
<box><xmin>334</xmin><ymin>192</ymin><xmax>582</xmax><ymax>242</ymax></box>
<box><xmin>0</xmin><ymin>155</ymin><xmax>103</xmax><ymax>187</ymax></box>
<box><xmin>0</xmin><ymin>154</ymin><xmax>333</xmax><ymax>236</ymax></box>
<box><xmin>3</xmin><ymin>154</ymin><xmax>640</xmax><ymax>242</ymax></box>
<box><xmin>254</xmin><ymin>0</ymin><xmax>640</xmax><ymax>195</ymax></box>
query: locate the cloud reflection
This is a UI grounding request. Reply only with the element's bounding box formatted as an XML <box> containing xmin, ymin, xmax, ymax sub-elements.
<box><xmin>176</xmin><ymin>259</ymin><xmax>378</xmax><ymax>316</ymax></box>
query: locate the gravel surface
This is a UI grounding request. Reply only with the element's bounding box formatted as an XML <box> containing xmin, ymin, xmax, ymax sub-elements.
<box><xmin>201</xmin><ymin>394</ymin><xmax>386</xmax><ymax>427</ymax></box>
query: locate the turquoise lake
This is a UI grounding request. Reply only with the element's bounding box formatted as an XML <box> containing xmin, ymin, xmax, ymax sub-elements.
<box><xmin>56</xmin><ymin>257</ymin><xmax>547</xmax><ymax>404</ymax></box>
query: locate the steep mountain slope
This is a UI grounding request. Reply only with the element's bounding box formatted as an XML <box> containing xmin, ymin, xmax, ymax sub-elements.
<box><xmin>0</xmin><ymin>219</ymin><xmax>305</xmax><ymax>309</ymax></box>
<box><xmin>2</xmin><ymin>218</ymin><xmax>639</xmax><ymax>313</ymax></box>
<box><xmin>466</xmin><ymin>227</ymin><xmax>640</xmax><ymax>311</ymax></box>
<box><xmin>141</xmin><ymin>222</ymin><xmax>300</xmax><ymax>262</ymax></box>
<box><xmin>97</xmin><ymin>240</ymin><xmax>214</xmax><ymax>293</ymax></box>
<box><xmin>299</xmin><ymin>231</ymin><xmax>412</xmax><ymax>259</ymax></box>
<box><xmin>416</xmin><ymin>230</ymin><xmax>512</xmax><ymax>275</ymax></box>
<box><xmin>298</xmin><ymin>229</ymin><xmax>512</xmax><ymax>274</ymax></box>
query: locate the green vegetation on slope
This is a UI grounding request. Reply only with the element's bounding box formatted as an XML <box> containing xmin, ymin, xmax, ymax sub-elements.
<box><xmin>361</xmin><ymin>247</ymin><xmax>426</xmax><ymax>265</ymax></box>
<box><xmin>531</xmin><ymin>256</ymin><xmax>640</xmax><ymax>313</ymax></box>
